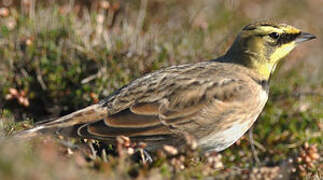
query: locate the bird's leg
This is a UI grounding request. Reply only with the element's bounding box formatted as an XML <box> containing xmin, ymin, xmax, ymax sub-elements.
<box><xmin>249</xmin><ymin>126</ymin><xmax>260</xmax><ymax>166</ymax></box>
<box><xmin>130</xmin><ymin>148</ymin><xmax>153</xmax><ymax>164</ymax></box>
<box><xmin>139</xmin><ymin>148</ymin><xmax>153</xmax><ymax>164</ymax></box>
<box><xmin>87</xmin><ymin>141</ymin><xmax>97</xmax><ymax>160</ymax></box>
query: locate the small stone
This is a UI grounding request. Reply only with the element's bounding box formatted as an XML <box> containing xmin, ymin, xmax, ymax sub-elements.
<box><xmin>163</xmin><ymin>145</ymin><xmax>178</xmax><ymax>155</ymax></box>
<box><xmin>100</xmin><ymin>1</ymin><xmax>110</xmax><ymax>9</ymax></box>
<box><xmin>0</xmin><ymin>7</ymin><xmax>9</xmax><ymax>17</ymax></box>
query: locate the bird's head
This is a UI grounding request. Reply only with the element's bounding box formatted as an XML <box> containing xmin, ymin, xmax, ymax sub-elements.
<box><xmin>224</xmin><ymin>22</ymin><xmax>316</xmax><ymax>80</ymax></box>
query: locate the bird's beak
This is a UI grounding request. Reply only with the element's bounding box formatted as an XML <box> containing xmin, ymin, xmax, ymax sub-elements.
<box><xmin>295</xmin><ymin>32</ymin><xmax>316</xmax><ymax>43</ymax></box>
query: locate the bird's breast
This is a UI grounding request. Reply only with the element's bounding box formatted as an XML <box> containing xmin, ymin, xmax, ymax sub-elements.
<box><xmin>198</xmin><ymin>88</ymin><xmax>268</xmax><ymax>152</ymax></box>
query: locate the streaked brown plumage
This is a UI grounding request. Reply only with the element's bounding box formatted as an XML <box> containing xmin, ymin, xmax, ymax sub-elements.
<box><xmin>15</xmin><ymin>22</ymin><xmax>316</xmax><ymax>152</ymax></box>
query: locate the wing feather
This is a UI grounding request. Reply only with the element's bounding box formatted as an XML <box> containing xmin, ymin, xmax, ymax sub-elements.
<box><xmin>130</xmin><ymin>103</ymin><xmax>160</xmax><ymax>115</ymax></box>
<box><xmin>104</xmin><ymin>108</ymin><xmax>160</xmax><ymax>128</ymax></box>
<box><xmin>76</xmin><ymin>62</ymin><xmax>262</xmax><ymax>144</ymax></box>
<box><xmin>88</xmin><ymin>121</ymin><xmax>171</xmax><ymax>137</ymax></box>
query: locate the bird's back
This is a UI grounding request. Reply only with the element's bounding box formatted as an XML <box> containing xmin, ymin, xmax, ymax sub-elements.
<box><xmin>78</xmin><ymin>60</ymin><xmax>269</xmax><ymax>151</ymax></box>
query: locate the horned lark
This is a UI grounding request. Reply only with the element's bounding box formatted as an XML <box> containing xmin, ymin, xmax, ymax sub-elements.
<box><xmin>16</xmin><ymin>22</ymin><xmax>316</xmax><ymax>153</ymax></box>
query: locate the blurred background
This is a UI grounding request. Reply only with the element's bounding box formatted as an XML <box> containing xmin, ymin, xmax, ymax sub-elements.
<box><xmin>0</xmin><ymin>0</ymin><xmax>322</xmax><ymax>179</ymax></box>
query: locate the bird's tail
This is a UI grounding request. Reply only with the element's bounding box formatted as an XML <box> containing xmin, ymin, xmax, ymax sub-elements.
<box><xmin>14</xmin><ymin>104</ymin><xmax>107</xmax><ymax>138</ymax></box>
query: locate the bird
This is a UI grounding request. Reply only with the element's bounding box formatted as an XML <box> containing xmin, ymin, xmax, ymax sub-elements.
<box><xmin>15</xmin><ymin>22</ymin><xmax>316</xmax><ymax>153</ymax></box>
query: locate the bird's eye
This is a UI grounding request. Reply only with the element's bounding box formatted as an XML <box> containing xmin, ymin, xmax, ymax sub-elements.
<box><xmin>269</xmin><ymin>32</ymin><xmax>280</xmax><ymax>39</ymax></box>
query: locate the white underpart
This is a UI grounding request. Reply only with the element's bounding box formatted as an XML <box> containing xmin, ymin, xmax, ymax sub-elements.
<box><xmin>199</xmin><ymin>118</ymin><xmax>253</xmax><ymax>152</ymax></box>
<box><xmin>199</xmin><ymin>89</ymin><xmax>268</xmax><ymax>152</ymax></box>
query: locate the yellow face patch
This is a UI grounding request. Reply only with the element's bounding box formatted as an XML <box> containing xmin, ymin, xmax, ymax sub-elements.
<box><xmin>270</xmin><ymin>42</ymin><xmax>296</xmax><ymax>63</ymax></box>
<box><xmin>253</xmin><ymin>24</ymin><xmax>301</xmax><ymax>36</ymax></box>
<box><xmin>248</xmin><ymin>24</ymin><xmax>300</xmax><ymax>79</ymax></box>
<box><xmin>228</xmin><ymin>22</ymin><xmax>306</xmax><ymax>80</ymax></box>
<box><xmin>279</xmin><ymin>24</ymin><xmax>301</xmax><ymax>34</ymax></box>
<box><xmin>254</xmin><ymin>26</ymin><xmax>284</xmax><ymax>35</ymax></box>
<box><xmin>250</xmin><ymin>58</ymin><xmax>277</xmax><ymax>80</ymax></box>
<box><xmin>252</xmin><ymin>41</ymin><xmax>296</xmax><ymax>79</ymax></box>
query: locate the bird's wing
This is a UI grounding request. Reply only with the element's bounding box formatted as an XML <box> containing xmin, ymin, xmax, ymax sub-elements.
<box><xmin>76</xmin><ymin>62</ymin><xmax>259</xmax><ymax>142</ymax></box>
<box><xmin>16</xmin><ymin>62</ymin><xmax>261</xmax><ymax>143</ymax></box>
